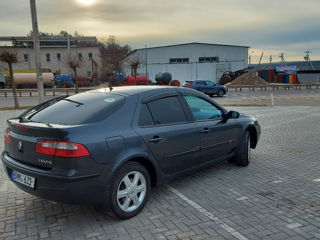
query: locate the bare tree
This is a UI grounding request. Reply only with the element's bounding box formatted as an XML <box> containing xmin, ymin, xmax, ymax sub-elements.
<box><xmin>0</xmin><ymin>48</ymin><xmax>19</xmax><ymax>108</ymax></box>
<box><xmin>66</xmin><ymin>54</ymin><xmax>84</xmax><ymax>93</ymax></box>
<box><xmin>99</xmin><ymin>36</ymin><xmax>131</xmax><ymax>79</ymax></box>
<box><xmin>130</xmin><ymin>54</ymin><xmax>143</xmax><ymax>85</ymax></box>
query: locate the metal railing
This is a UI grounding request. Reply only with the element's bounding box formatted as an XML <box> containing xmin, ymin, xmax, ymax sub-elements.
<box><xmin>0</xmin><ymin>88</ymin><xmax>94</xmax><ymax>97</ymax></box>
<box><xmin>0</xmin><ymin>84</ymin><xmax>320</xmax><ymax>97</ymax></box>
<box><xmin>226</xmin><ymin>83</ymin><xmax>320</xmax><ymax>92</ymax></box>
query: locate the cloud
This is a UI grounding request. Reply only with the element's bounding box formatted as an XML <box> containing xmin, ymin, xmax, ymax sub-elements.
<box><xmin>0</xmin><ymin>0</ymin><xmax>319</xmax><ymax>62</ymax></box>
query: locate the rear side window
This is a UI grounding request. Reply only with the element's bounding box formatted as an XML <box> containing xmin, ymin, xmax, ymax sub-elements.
<box><xmin>24</xmin><ymin>92</ymin><xmax>125</xmax><ymax>125</ymax></box>
<box><xmin>147</xmin><ymin>97</ymin><xmax>187</xmax><ymax>125</ymax></box>
<box><xmin>139</xmin><ymin>104</ymin><xmax>154</xmax><ymax>126</ymax></box>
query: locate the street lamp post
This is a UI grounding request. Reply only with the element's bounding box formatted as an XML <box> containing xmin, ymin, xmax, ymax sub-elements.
<box><xmin>30</xmin><ymin>0</ymin><xmax>44</xmax><ymax>103</ymax></box>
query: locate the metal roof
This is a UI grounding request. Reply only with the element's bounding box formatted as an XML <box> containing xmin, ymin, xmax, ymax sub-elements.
<box><xmin>0</xmin><ymin>36</ymin><xmax>97</xmax><ymax>42</ymax></box>
<box><xmin>136</xmin><ymin>42</ymin><xmax>249</xmax><ymax>50</ymax></box>
<box><xmin>124</xmin><ymin>42</ymin><xmax>249</xmax><ymax>58</ymax></box>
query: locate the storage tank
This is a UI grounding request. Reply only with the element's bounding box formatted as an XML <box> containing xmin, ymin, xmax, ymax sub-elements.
<box><xmin>155</xmin><ymin>72</ymin><xmax>172</xmax><ymax>85</ymax></box>
<box><xmin>13</xmin><ymin>73</ymin><xmax>54</xmax><ymax>86</ymax></box>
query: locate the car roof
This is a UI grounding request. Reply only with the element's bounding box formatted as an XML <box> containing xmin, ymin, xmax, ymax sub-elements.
<box><xmin>89</xmin><ymin>86</ymin><xmax>180</xmax><ymax>96</ymax></box>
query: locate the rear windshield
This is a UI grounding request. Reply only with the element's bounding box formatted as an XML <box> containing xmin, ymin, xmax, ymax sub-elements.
<box><xmin>24</xmin><ymin>92</ymin><xmax>125</xmax><ymax>125</ymax></box>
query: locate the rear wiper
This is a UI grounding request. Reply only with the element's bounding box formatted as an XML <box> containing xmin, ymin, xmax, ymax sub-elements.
<box><xmin>61</xmin><ymin>98</ymin><xmax>83</xmax><ymax>107</ymax></box>
<box><xmin>19</xmin><ymin>95</ymin><xmax>68</xmax><ymax>121</ymax></box>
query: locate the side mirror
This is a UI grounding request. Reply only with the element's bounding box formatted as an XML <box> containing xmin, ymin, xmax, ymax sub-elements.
<box><xmin>227</xmin><ymin>111</ymin><xmax>240</xmax><ymax>119</ymax></box>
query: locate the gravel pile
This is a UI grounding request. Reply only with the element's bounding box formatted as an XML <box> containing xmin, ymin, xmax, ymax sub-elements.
<box><xmin>228</xmin><ymin>72</ymin><xmax>268</xmax><ymax>85</ymax></box>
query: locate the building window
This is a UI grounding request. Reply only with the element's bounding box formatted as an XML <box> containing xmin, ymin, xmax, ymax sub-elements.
<box><xmin>88</xmin><ymin>52</ymin><xmax>92</xmax><ymax>61</ymax></box>
<box><xmin>169</xmin><ymin>58</ymin><xmax>189</xmax><ymax>64</ymax></box>
<box><xmin>57</xmin><ymin>53</ymin><xmax>61</xmax><ymax>61</ymax></box>
<box><xmin>24</xmin><ymin>53</ymin><xmax>29</xmax><ymax>62</ymax></box>
<box><xmin>199</xmin><ymin>57</ymin><xmax>219</xmax><ymax>63</ymax></box>
<box><xmin>87</xmin><ymin>71</ymin><xmax>91</xmax><ymax>77</ymax></box>
<box><xmin>78</xmin><ymin>53</ymin><xmax>83</xmax><ymax>61</ymax></box>
<box><xmin>46</xmin><ymin>53</ymin><xmax>51</xmax><ymax>62</ymax></box>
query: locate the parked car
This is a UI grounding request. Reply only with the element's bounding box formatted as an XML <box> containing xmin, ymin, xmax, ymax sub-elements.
<box><xmin>2</xmin><ymin>86</ymin><xmax>260</xmax><ymax>219</ymax></box>
<box><xmin>183</xmin><ymin>80</ymin><xmax>227</xmax><ymax>97</ymax></box>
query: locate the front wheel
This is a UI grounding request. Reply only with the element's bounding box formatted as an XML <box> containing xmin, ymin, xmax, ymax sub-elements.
<box><xmin>109</xmin><ymin>162</ymin><xmax>151</xmax><ymax>219</ymax></box>
<box><xmin>234</xmin><ymin>131</ymin><xmax>251</xmax><ymax>166</ymax></box>
<box><xmin>217</xmin><ymin>89</ymin><xmax>224</xmax><ymax>97</ymax></box>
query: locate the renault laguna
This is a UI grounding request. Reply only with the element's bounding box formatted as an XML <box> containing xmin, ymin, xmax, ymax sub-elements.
<box><xmin>2</xmin><ymin>86</ymin><xmax>260</xmax><ymax>219</ymax></box>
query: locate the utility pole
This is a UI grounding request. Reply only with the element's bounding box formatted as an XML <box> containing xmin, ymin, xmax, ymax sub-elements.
<box><xmin>257</xmin><ymin>52</ymin><xmax>264</xmax><ymax>71</ymax></box>
<box><xmin>269</xmin><ymin>55</ymin><xmax>272</xmax><ymax>69</ymax></box>
<box><xmin>304</xmin><ymin>51</ymin><xmax>314</xmax><ymax>70</ymax></box>
<box><xmin>67</xmin><ymin>35</ymin><xmax>71</xmax><ymax>58</ymax></box>
<box><xmin>279</xmin><ymin>53</ymin><xmax>286</xmax><ymax>66</ymax></box>
<box><xmin>30</xmin><ymin>0</ymin><xmax>44</xmax><ymax>103</ymax></box>
<box><xmin>145</xmin><ymin>44</ymin><xmax>148</xmax><ymax>80</ymax></box>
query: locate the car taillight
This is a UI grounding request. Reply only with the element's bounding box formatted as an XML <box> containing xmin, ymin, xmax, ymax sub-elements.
<box><xmin>36</xmin><ymin>141</ymin><xmax>90</xmax><ymax>158</ymax></box>
<box><xmin>4</xmin><ymin>129</ymin><xmax>11</xmax><ymax>144</ymax></box>
<box><xmin>187</xmin><ymin>85</ymin><xmax>194</xmax><ymax>88</ymax></box>
<box><xmin>15</xmin><ymin>124</ymin><xmax>28</xmax><ymax>130</ymax></box>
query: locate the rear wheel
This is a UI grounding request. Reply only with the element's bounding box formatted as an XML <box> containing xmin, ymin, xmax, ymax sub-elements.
<box><xmin>234</xmin><ymin>131</ymin><xmax>251</xmax><ymax>166</ymax></box>
<box><xmin>108</xmin><ymin>162</ymin><xmax>151</xmax><ymax>219</ymax></box>
<box><xmin>217</xmin><ymin>89</ymin><xmax>224</xmax><ymax>97</ymax></box>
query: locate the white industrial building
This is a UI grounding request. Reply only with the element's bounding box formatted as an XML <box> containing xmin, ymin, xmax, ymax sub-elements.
<box><xmin>123</xmin><ymin>42</ymin><xmax>249</xmax><ymax>84</ymax></box>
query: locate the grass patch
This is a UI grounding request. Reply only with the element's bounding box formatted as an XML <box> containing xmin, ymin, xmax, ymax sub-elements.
<box><xmin>0</xmin><ymin>106</ymin><xmax>33</xmax><ymax>111</ymax></box>
<box><xmin>223</xmin><ymin>104</ymin><xmax>267</xmax><ymax>107</ymax></box>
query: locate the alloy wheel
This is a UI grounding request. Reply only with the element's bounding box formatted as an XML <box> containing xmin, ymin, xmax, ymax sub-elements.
<box><xmin>116</xmin><ymin>171</ymin><xmax>147</xmax><ymax>212</ymax></box>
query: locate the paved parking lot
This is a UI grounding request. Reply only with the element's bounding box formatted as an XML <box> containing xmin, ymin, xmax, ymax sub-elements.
<box><xmin>1</xmin><ymin>88</ymin><xmax>320</xmax><ymax>108</ymax></box>
<box><xmin>1</xmin><ymin>103</ymin><xmax>320</xmax><ymax>239</ymax></box>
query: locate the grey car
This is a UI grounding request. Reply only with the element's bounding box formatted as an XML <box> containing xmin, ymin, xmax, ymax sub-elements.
<box><xmin>2</xmin><ymin>86</ymin><xmax>260</xmax><ymax>219</ymax></box>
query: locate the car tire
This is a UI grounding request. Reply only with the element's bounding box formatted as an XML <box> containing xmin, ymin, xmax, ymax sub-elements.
<box><xmin>108</xmin><ymin>162</ymin><xmax>151</xmax><ymax>219</ymax></box>
<box><xmin>217</xmin><ymin>90</ymin><xmax>224</xmax><ymax>97</ymax></box>
<box><xmin>209</xmin><ymin>94</ymin><xmax>214</xmax><ymax>97</ymax></box>
<box><xmin>234</xmin><ymin>131</ymin><xmax>251</xmax><ymax>167</ymax></box>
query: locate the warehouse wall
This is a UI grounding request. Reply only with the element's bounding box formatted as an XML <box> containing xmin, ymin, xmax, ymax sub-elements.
<box><xmin>123</xmin><ymin>43</ymin><xmax>248</xmax><ymax>84</ymax></box>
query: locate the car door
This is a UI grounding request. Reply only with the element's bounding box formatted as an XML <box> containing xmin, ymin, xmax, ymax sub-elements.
<box><xmin>182</xmin><ymin>94</ymin><xmax>242</xmax><ymax>162</ymax></box>
<box><xmin>206</xmin><ymin>81</ymin><xmax>217</xmax><ymax>95</ymax></box>
<box><xmin>134</xmin><ymin>95</ymin><xmax>201</xmax><ymax>174</ymax></box>
<box><xmin>198</xmin><ymin>81</ymin><xmax>207</xmax><ymax>93</ymax></box>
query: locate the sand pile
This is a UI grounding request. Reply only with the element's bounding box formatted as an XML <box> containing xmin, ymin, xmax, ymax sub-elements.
<box><xmin>230</xmin><ymin>72</ymin><xmax>268</xmax><ymax>85</ymax></box>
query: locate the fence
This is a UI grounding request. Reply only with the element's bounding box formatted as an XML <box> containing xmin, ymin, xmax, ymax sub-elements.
<box><xmin>0</xmin><ymin>84</ymin><xmax>320</xmax><ymax>97</ymax></box>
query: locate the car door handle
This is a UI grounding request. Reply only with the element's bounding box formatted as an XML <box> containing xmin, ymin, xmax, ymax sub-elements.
<box><xmin>148</xmin><ymin>136</ymin><xmax>163</xmax><ymax>143</ymax></box>
<box><xmin>201</xmin><ymin>128</ymin><xmax>209</xmax><ymax>134</ymax></box>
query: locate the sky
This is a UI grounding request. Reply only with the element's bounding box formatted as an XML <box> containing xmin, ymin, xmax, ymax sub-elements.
<box><xmin>0</xmin><ymin>0</ymin><xmax>319</xmax><ymax>63</ymax></box>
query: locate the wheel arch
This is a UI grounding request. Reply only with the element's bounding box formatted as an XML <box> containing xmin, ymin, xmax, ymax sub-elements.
<box><xmin>116</xmin><ymin>155</ymin><xmax>157</xmax><ymax>187</ymax></box>
<box><xmin>246</xmin><ymin>125</ymin><xmax>258</xmax><ymax>149</ymax></box>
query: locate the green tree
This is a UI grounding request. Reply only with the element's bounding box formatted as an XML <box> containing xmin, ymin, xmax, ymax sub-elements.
<box><xmin>27</xmin><ymin>30</ymin><xmax>81</xmax><ymax>37</ymax></box>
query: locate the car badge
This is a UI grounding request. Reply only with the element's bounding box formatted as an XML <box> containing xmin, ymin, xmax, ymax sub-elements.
<box><xmin>18</xmin><ymin>141</ymin><xmax>23</xmax><ymax>153</ymax></box>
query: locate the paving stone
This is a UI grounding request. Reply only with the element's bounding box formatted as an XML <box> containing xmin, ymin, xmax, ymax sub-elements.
<box><xmin>1</xmin><ymin>101</ymin><xmax>320</xmax><ymax>239</ymax></box>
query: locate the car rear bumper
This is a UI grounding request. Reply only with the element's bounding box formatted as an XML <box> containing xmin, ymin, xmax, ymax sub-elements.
<box><xmin>1</xmin><ymin>151</ymin><xmax>114</xmax><ymax>205</ymax></box>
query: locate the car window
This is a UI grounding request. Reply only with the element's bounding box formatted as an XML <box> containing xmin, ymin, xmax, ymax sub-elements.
<box><xmin>139</xmin><ymin>104</ymin><xmax>154</xmax><ymax>126</ymax></box>
<box><xmin>184</xmin><ymin>95</ymin><xmax>223</xmax><ymax>121</ymax></box>
<box><xmin>147</xmin><ymin>97</ymin><xmax>187</xmax><ymax>125</ymax></box>
<box><xmin>206</xmin><ymin>81</ymin><xmax>214</xmax><ymax>86</ymax></box>
<box><xmin>24</xmin><ymin>92</ymin><xmax>125</xmax><ymax>125</ymax></box>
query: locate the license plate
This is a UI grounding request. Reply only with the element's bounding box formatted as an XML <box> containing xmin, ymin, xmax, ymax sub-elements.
<box><xmin>11</xmin><ymin>170</ymin><xmax>35</xmax><ymax>189</ymax></box>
